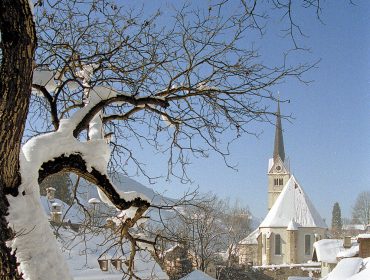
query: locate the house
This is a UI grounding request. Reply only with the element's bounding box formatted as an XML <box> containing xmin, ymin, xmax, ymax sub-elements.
<box><xmin>325</xmin><ymin>257</ymin><xmax>370</xmax><ymax>280</ymax></box>
<box><xmin>237</xmin><ymin>228</ymin><xmax>259</xmax><ymax>265</ymax></box>
<box><xmin>342</xmin><ymin>224</ymin><xmax>368</xmax><ymax>236</ymax></box>
<box><xmin>238</xmin><ymin>103</ymin><xmax>328</xmax><ymax>266</ymax></box>
<box><xmin>163</xmin><ymin>244</ymin><xmax>194</xmax><ymax>279</ymax></box>
<box><xmin>40</xmin><ymin>180</ymin><xmax>169</xmax><ymax>279</ymax></box>
<box><xmin>312</xmin><ymin>238</ymin><xmax>359</xmax><ymax>277</ymax></box>
<box><xmin>322</xmin><ymin>235</ymin><xmax>370</xmax><ymax>280</ymax></box>
<box><xmin>357</xmin><ymin>234</ymin><xmax>370</xmax><ymax>258</ymax></box>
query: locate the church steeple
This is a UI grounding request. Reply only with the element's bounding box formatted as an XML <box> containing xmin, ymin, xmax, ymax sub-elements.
<box><xmin>267</xmin><ymin>101</ymin><xmax>290</xmax><ymax>210</ymax></box>
<box><xmin>273</xmin><ymin>101</ymin><xmax>285</xmax><ymax>162</ymax></box>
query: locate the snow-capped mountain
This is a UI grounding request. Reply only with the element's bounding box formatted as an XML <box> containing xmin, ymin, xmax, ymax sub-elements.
<box><xmin>72</xmin><ymin>172</ymin><xmax>175</xmax><ymax>206</ymax></box>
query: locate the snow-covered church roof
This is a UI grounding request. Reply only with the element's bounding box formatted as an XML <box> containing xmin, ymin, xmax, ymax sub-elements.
<box><xmin>260</xmin><ymin>175</ymin><xmax>327</xmax><ymax>229</ymax></box>
<box><xmin>239</xmin><ymin>228</ymin><xmax>259</xmax><ymax>245</ymax></box>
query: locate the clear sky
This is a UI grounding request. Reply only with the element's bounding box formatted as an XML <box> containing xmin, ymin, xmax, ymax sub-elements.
<box><xmin>126</xmin><ymin>1</ymin><xmax>370</xmax><ymax>224</ymax></box>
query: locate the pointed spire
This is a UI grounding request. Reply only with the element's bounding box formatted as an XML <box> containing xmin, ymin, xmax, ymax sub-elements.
<box><xmin>273</xmin><ymin>101</ymin><xmax>285</xmax><ymax>162</ymax></box>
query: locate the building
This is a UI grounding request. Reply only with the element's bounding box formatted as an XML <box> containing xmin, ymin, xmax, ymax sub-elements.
<box><xmin>357</xmin><ymin>234</ymin><xmax>370</xmax><ymax>258</ymax></box>
<box><xmin>312</xmin><ymin>238</ymin><xmax>359</xmax><ymax>277</ymax></box>
<box><xmin>237</xmin><ymin>228</ymin><xmax>259</xmax><ymax>265</ymax></box>
<box><xmin>163</xmin><ymin>244</ymin><xmax>194</xmax><ymax>279</ymax></box>
<box><xmin>239</xmin><ymin>103</ymin><xmax>328</xmax><ymax>266</ymax></box>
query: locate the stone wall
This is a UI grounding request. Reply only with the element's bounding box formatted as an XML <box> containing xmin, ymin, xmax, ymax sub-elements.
<box><xmin>218</xmin><ymin>264</ymin><xmax>321</xmax><ymax>280</ymax></box>
<box><xmin>254</xmin><ymin>265</ymin><xmax>321</xmax><ymax>280</ymax></box>
<box><xmin>238</xmin><ymin>244</ymin><xmax>258</xmax><ymax>265</ymax></box>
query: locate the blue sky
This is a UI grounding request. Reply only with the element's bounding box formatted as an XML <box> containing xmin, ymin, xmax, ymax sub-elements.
<box><xmin>30</xmin><ymin>1</ymin><xmax>369</xmax><ymax>224</ymax></box>
<box><xmin>127</xmin><ymin>1</ymin><xmax>370</xmax><ymax>224</ymax></box>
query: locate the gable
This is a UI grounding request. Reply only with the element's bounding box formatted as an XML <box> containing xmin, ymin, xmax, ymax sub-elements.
<box><xmin>268</xmin><ymin>157</ymin><xmax>289</xmax><ymax>174</ymax></box>
<box><xmin>260</xmin><ymin>175</ymin><xmax>327</xmax><ymax>229</ymax></box>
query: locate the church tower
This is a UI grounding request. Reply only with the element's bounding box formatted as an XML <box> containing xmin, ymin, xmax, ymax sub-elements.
<box><xmin>267</xmin><ymin>102</ymin><xmax>290</xmax><ymax>210</ymax></box>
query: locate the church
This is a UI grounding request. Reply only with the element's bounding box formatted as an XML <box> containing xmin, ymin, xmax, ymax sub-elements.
<box><xmin>238</xmin><ymin>103</ymin><xmax>328</xmax><ymax>266</ymax></box>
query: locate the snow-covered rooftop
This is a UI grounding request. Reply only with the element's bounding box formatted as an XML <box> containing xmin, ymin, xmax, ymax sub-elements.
<box><xmin>179</xmin><ymin>270</ymin><xmax>216</xmax><ymax>280</ymax></box>
<box><xmin>40</xmin><ymin>196</ymin><xmax>82</xmax><ymax>224</ymax></box>
<box><xmin>358</xmin><ymin>234</ymin><xmax>370</xmax><ymax>239</ymax></box>
<box><xmin>327</xmin><ymin>257</ymin><xmax>364</xmax><ymax>280</ymax></box>
<box><xmin>239</xmin><ymin>228</ymin><xmax>259</xmax><ymax>245</ymax></box>
<box><xmin>347</xmin><ymin>257</ymin><xmax>370</xmax><ymax>280</ymax></box>
<box><xmin>313</xmin><ymin>239</ymin><xmax>359</xmax><ymax>264</ymax></box>
<box><xmin>287</xmin><ymin>219</ymin><xmax>299</xmax><ymax>230</ymax></box>
<box><xmin>343</xmin><ymin>224</ymin><xmax>366</xmax><ymax>231</ymax></box>
<box><xmin>259</xmin><ymin>175</ymin><xmax>327</xmax><ymax>229</ymax></box>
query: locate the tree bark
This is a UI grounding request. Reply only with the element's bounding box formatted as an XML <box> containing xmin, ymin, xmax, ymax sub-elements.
<box><xmin>0</xmin><ymin>0</ymin><xmax>36</xmax><ymax>278</ymax></box>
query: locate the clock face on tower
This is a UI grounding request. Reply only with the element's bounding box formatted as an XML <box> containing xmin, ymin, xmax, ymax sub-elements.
<box><xmin>276</xmin><ymin>165</ymin><xmax>281</xmax><ymax>172</ymax></box>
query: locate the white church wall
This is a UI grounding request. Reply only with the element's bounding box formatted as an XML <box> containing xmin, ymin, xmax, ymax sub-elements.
<box><xmin>259</xmin><ymin>227</ymin><xmax>327</xmax><ymax>265</ymax></box>
<box><xmin>296</xmin><ymin>228</ymin><xmax>326</xmax><ymax>263</ymax></box>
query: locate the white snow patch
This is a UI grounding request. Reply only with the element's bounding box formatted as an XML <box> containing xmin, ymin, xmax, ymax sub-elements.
<box><xmin>7</xmin><ymin>188</ymin><xmax>72</xmax><ymax>280</ymax></box>
<box><xmin>358</xmin><ymin>234</ymin><xmax>370</xmax><ymax>239</ymax></box>
<box><xmin>179</xmin><ymin>270</ymin><xmax>216</xmax><ymax>280</ymax></box>
<box><xmin>28</xmin><ymin>0</ymin><xmax>34</xmax><ymax>19</ymax></box>
<box><xmin>313</xmin><ymin>239</ymin><xmax>343</xmax><ymax>263</ymax></box>
<box><xmin>347</xmin><ymin>258</ymin><xmax>370</xmax><ymax>280</ymax></box>
<box><xmin>268</xmin><ymin>158</ymin><xmax>274</xmax><ymax>172</ymax></box>
<box><xmin>111</xmin><ymin>207</ymin><xmax>148</xmax><ymax>228</ymax></box>
<box><xmin>327</xmin><ymin>258</ymin><xmax>363</xmax><ymax>280</ymax></box>
<box><xmin>287</xmin><ymin>219</ymin><xmax>298</xmax><ymax>230</ymax></box>
<box><xmin>88</xmin><ymin>198</ymin><xmax>101</xmax><ymax>204</ymax></box>
<box><xmin>32</xmin><ymin>69</ymin><xmax>60</xmax><ymax>93</ymax></box>
<box><xmin>337</xmin><ymin>244</ymin><xmax>359</xmax><ymax>259</ymax></box>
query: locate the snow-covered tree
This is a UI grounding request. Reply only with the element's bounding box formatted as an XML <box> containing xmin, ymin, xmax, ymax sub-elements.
<box><xmin>0</xmin><ymin>0</ymin><xmax>324</xmax><ymax>279</ymax></box>
<box><xmin>221</xmin><ymin>200</ymin><xmax>251</xmax><ymax>266</ymax></box>
<box><xmin>352</xmin><ymin>191</ymin><xmax>370</xmax><ymax>226</ymax></box>
<box><xmin>157</xmin><ymin>195</ymin><xmax>251</xmax><ymax>273</ymax></box>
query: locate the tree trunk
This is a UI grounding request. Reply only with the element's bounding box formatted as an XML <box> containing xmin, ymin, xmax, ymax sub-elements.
<box><xmin>0</xmin><ymin>0</ymin><xmax>36</xmax><ymax>278</ymax></box>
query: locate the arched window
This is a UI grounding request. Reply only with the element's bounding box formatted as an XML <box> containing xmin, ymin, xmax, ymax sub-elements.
<box><xmin>274</xmin><ymin>178</ymin><xmax>279</xmax><ymax>186</ymax></box>
<box><xmin>305</xmin><ymin>235</ymin><xmax>311</xmax><ymax>255</ymax></box>
<box><xmin>275</xmin><ymin>234</ymin><xmax>281</xmax><ymax>255</ymax></box>
<box><xmin>279</xmin><ymin>178</ymin><xmax>283</xmax><ymax>185</ymax></box>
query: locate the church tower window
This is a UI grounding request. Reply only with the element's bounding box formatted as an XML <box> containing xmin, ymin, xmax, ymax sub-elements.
<box><xmin>274</xmin><ymin>234</ymin><xmax>281</xmax><ymax>255</ymax></box>
<box><xmin>279</xmin><ymin>178</ymin><xmax>283</xmax><ymax>185</ymax></box>
<box><xmin>305</xmin><ymin>235</ymin><xmax>311</xmax><ymax>255</ymax></box>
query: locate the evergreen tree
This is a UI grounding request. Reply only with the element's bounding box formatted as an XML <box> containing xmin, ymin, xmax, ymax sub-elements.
<box><xmin>40</xmin><ymin>172</ymin><xmax>73</xmax><ymax>205</ymax></box>
<box><xmin>331</xmin><ymin>202</ymin><xmax>343</xmax><ymax>235</ymax></box>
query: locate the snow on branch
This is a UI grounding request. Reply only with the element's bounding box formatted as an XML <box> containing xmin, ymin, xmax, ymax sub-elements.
<box><xmin>6</xmin><ymin>85</ymin><xmax>156</xmax><ymax>279</ymax></box>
